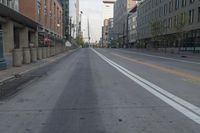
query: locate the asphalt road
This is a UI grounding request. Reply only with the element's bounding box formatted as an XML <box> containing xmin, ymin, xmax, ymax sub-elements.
<box><xmin>0</xmin><ymin>48</ymin><xmax>200</xmax><ymax>133</ymax></box>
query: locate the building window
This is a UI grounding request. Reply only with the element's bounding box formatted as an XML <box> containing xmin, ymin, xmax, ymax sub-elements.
<box><xmin>168</xmin><ymin>17</ymin><xmax>173</xmax><ymax>29</ymax></box>
<box><xmin>169</xmin><ymin>1</ymin><xmax>173</xmax><ymax>13</ymax></box>
<box><xmin>37</xmin><ymin>0</ymin><xmax>41</xmax><ymax>16</ymax></box>
<box><xmin>175</xmin><ymin>0</ymin><xmax>179</xmax><ymax>10</ymax></box>
<box><xmin>181</xmin><ymin>0</ymin><xmax>186</xmax><ymax>7</ymax></box>
<box><xmin>164</xmin><ymin>4</ymin><xmax>168</xmax><ymax>15</ymax></box>
<box><xmin>189</xmin><ymin>0</ymin><xmax>195</xmax><ymax>4</ymax></box>
<box><xmin>189</xmin><ymin>9</ymin><xmax>194</xmax><ymax>24</ymax></box>
<box><xmin>44</xmin><ymin>0</ymin><xmax>47</xmax><ymax>16</ymax></box>
<box><xmin>174</xmin><ymin>15</ymin><xmax>177</xmax><ymax>27</ymax></box>
<box><xmin>198</xmin><ymin>7</ymin><xmax>200</xmax><ymax>22</ymax></box>
<box><xmin>180</xmin><ymin>12</ymin><xmax>186</xmax><ymax>24</ymax></box>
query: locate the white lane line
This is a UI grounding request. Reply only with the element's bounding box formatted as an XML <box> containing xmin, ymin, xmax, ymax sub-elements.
<box><xmin>115</xmin><ymin>49</ymin><xmax>200</xmax><ymax>65</ymax></box>
<box><xmin>92</xmin><ymin>48</ymin><xmax>200</xmax><ymax>124</ymax></box>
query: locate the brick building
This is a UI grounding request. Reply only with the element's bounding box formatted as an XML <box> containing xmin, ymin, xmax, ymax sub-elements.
<box><xmin>0</xmin><ymin>1</ymin><xmax>39</xmax><ymax>69</ymax></box>
<box><xmin>19</xmin><ymin>0</ymin><xmax>63</xmax><ymax>40</ymax></box>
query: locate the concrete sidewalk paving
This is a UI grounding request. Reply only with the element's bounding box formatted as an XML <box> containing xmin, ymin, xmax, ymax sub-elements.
<box><xmin>0</xmin><ymin>49</ymin><xmax>77</xmax><ymax>83</ymax></box>
<box><xmin>121</xmin><ymin>48</ymin><xmax>200</xmax><ymax>61</ymax></box>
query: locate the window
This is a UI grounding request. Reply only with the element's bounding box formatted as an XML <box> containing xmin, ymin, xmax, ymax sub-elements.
<box><xmin>44</xmin><ymin>1</ymin><xmax>47</xmax><ymax>16</ymax></box>
<box><xmin>189</xmin><ymin>9</ymin><xmax>195</xmax><ymax>24</ymax></box>
<box><xmin>169</xmin><ymin>1</ymin><xmax>173</xmax><ymax>13</ymax></box>
<box><xmin>181</xmin><ymin>0</ymin><xmax>186</xmax><ymax>7</ymax></box>
<box><xmin>175</xmin><ymin>0</ymin><xmax>179</xmax><ymax>10</ymax></box>
<box><xmin>37</xmin><ymin>0</ymin><xmax>41</xmax><ymax>16</ymax></box>
<box><xmin>190</xmin><ymin>0</ymin><xmax>195</xmax><ymax>4</ymax></box>
<box><xmin>168</xmin><ymin>17</ymin><xmax>173</xmax><ymax>29</ymax></box>
<box><xmin>198</xmin><ymin>7</ymin><xmax>200</xmax><ymax>22</ymax></box>
<box><xmin>164</xmin><ymin>4</ymin><xmax>168</xmax><ymax>15</ymax></box>
<box><xmin>174</xmin><ymin>15</ymin><xmax>177</xmax><ymax>27</ymax></box>
<box><xmin>180</xmin><ymin>12</ymin><xmax>186</xmax><ymax>24</ymax></box>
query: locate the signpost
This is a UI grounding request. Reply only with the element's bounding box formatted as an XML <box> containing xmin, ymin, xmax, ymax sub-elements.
<box><xmin>0</xmin><ymin>30</ymin><xmax>7</xmax><ymax>70</ymax></box>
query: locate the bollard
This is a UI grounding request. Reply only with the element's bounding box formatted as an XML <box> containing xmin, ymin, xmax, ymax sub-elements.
<box><xmin>23</xmin><ymin>47</ymin><xmax>31</xmax><ymax>64</ymax></box>
<box><xmin>47</xmin><ymin>47</ymin><xmax>50</xmax><ymax>57</ymax></box>
<box><xmin>37</xmin><ymin>47</ymin><xmax>42</xmax><ymax>60</ymax></box>
<box><xmin>13</xmin><ymin>48</ymin><xmax>23</xmax><ymax>67</ymax></box>
<box><xmin>30</xmin><ymin>47</ymin><xmax>37</xmax><ymax>62</ymax></box>
<box><xmin>42</xmin><ymin>47</ymin><xmax>47</xmax><ymax>59</ymax></box>
<box><xmin>50</xmin><ymin>47</ymin><xmax>55</xmax><ymax>56</ymax></box>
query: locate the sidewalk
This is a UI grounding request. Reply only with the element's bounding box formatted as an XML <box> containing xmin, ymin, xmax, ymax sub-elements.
<box><xmin>124</xmin><ymin>48</ymin><xmax>200</xmax><ymax>62</ymax></box>
<box><xmin>0</xmin><ymin>49</ymin><xmax>77</xmax><ymax>83</ymax></box>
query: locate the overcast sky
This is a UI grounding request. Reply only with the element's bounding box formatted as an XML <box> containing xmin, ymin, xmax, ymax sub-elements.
<box><xmin>69</xmin><ymin>0</ymin><xmax>113</xmax><ymax>42</ymax></box>
<box><xmin>80</xmin><ymin>0</ymin><xmax>103</xmax><ymax>42</ymax></box>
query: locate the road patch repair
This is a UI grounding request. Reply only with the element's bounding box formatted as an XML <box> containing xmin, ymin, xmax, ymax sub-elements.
<box><xmin>0</xmin><ymin>49</ymin><xmax>78</xmax><ymax>99</ymax></box>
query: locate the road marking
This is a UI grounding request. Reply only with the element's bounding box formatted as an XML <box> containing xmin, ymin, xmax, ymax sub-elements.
<box><xmin>92</xmin><ymin>48</ymin><xmax>200</xmax><ymax>124</ymax></box>
<box><xmin>111</xmin><ymin>53</ymin><xmax>200</xmax><ymax>82</ymax></box>
<box><xmin>115</xmin><ymin>49</ymin><xmax>200</xmax><ymax>65</ymax></box>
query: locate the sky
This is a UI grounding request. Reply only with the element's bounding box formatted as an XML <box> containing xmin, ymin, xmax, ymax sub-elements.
<box><xmin>69</xmin><ymin>0</ymin><xmax>114</xmax><ymax>42</ymax></box>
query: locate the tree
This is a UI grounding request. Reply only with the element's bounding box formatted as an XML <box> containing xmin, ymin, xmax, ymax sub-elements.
<box><xmin>150</xmin><ymin>20</ymin><xmax>164</xmax><ymax>48</ymax></box>
<box><xmin>75</xmin><ymin>35</ymin><xmax>84</xmax><ymax>47</ymax></box>
<box><xmin>174</xmin><ymin>13</ymin><xmax>187</xmax><ymax>49</ymax></box>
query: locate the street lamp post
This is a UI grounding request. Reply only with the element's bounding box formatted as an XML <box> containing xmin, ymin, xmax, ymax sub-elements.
<box><xmin>0</xmin><ymin>30</ymin><xmax>7</xmax><ymax>70</ymax></box>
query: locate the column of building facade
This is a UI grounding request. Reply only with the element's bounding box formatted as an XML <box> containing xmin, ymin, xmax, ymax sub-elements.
<box><xmin>2</xmin><ymin>21</ymin><xmax>14</xmax><ymax>54</ymax></box>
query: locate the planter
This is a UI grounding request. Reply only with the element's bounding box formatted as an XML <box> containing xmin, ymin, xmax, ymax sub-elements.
<box><xmin>37</xmin><ymin>47</ymin><xmax>42</xmax><ymax>60</ymax></box>
<box><xmin>47</xmin><ymin>47</ymin><xmax>50</xmax><ymax>57</ymax></box>
<box><xmin>30</xmin><ymin>47</ymin><xmax>37</xmax><ymax>62</ymax></box>
<box><xmin>23</xmin><ymin>47</ymin><xmax>31</xmax><ymax>64</ymax></box>
<box><xmin>42</xmin><ymin>47</ymin><xmax>47</xmax><ymax>59</ymax></box>
<box><xmin>50</xmin><ymin>47</ymin><xmax>55</xmax><ymax>56</ymax></box>
<box><xmin>13</xmin><ymin>49</ymin><xmax>23</xmax><ymax>67</ymax></box>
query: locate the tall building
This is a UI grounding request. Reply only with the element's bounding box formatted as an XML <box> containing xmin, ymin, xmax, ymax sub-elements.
<box><xmin>60</xmin><ymin>0</ymin><xmax>69</xmax><ymax>39</ymax></box>
<box><xmin>75</xmin><ymin>0</ymin><xmax>79</xmax><ymax>37</ymax></box>
<box><xmin>102</xmin><ymin>0</ymin><xmax>115</xmax><ymax>21</ymax></box>
<box><xmin>128</xmin><ymin>5</ymin><xmax>137</xmax><ymax>47</ymax></box>
<box><xmin>108</xmin><ymin>18</ymin><xmax>114</xmax><ymax>47</ymax></box>
<box><xmin>102</xmin><ymin>19</ymin><xmax>109</xmax><ymax>47</ymax></box>
<box><xmin>69</xmin><ymin>0</ymin><xmax>77</xmax><ymax>38</ymax></box>
<box><xmin>113</xmin><ymin>0</ymin><xmax>136</xmax><ymax>48</ymax></box>
<box><xmin>19</xmin><ymin>0</ymin><xmax>63</xmax><ymax>42</ymax></box>
<box><xmin>137</xmin><ymin>0</ymin><xmax>200</xmax><ymax>50</ymax></box>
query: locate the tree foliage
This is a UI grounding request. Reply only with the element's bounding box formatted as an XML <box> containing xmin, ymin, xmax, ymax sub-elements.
<box><xmin>75</xmin><ymin>35</ymin><xmax>84</xmax><ymax>47</ymax></box>
<box><xmin>150</xmin><ymin>20</ymin><xmax>165</xmax><ymax>42</ymax></box>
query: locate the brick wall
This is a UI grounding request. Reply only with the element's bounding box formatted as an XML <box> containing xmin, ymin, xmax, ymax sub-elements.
<box><xmin>19</xmin><ymin>0</ymin><xmax>63</xmax><ymax>37</ymax></box>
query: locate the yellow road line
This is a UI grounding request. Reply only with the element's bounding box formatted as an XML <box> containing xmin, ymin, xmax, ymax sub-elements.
<box><xmin>111</xmin><ymin>53</ymin><xmax>200</xmax><ymax>82</ymax></box>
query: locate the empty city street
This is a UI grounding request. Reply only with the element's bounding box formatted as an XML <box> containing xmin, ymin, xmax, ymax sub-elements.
<box><xmin>0</xmin><ymin>48</ymin><xmax>200</xmax><ymax>133</ymax></box>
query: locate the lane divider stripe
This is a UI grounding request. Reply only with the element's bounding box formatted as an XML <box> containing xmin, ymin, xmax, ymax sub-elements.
<box><xmin>92</xmin><ymin>48</ymin><xmax>200</xmax><ymax>124</ymax></box>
